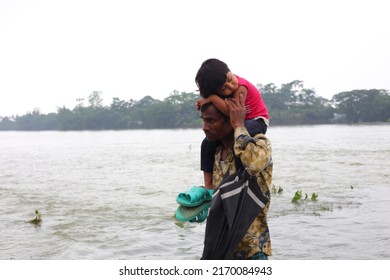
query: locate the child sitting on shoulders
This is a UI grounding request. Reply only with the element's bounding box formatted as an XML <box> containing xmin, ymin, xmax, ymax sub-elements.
<box><xmin>195</xmin><ymin>58</ymin><xmax>269</xmax><ymax>189</ymax></box>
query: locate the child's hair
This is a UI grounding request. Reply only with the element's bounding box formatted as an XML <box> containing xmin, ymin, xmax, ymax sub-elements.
<box><xmin>195</xmin><ymin>58</ymin><xmax>230</xmax><ymax>98</ymax></box>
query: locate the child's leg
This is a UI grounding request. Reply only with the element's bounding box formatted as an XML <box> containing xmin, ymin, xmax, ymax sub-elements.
<box><xmin>203</xmin><ymin>172</ymin><xmax>213</xmax><ymax>190</ymax></box>
<box><xmin>200</xmin><ymin>138</ymin><xmax>218</xmax><ymax>189</ymax></box>
<box><xmin>244</xmin><ymin>118</ymin><xmax>268</xmax><ymax>136</ymax></box>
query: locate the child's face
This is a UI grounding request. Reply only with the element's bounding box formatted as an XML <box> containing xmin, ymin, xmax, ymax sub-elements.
<box><xmin>216</xmin><ymin>72</ymin><xmax>239</xmax><ymax>97</ymax></box>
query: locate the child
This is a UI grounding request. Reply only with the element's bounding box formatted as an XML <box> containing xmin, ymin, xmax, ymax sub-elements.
<box><xmin>195</xmin><ymin>58</ymin><xmax>269</xmax><ymax>190</ymax></box>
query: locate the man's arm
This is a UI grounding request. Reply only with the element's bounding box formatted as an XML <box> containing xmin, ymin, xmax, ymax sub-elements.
<box><xmin>225</xmin><ymin>94</ymin><xmax>272</xmax><ymax>174</ymax></box>
<box><xmin>233</xmin><ymin>126</ymin><xmax>272</xmax><ymax>174</ymax></box>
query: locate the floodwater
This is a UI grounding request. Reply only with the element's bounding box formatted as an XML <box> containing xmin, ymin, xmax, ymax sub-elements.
<box><xmin>0</xmin><ymin>124</ymin><xmax>389</xmax><ymax>259</ymax></box>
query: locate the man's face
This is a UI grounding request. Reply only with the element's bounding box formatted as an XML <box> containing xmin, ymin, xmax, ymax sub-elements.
<box><xmin>200</xmin><ymin>104</ymin><xmax>233</xmax><ymax>141</ymax></box>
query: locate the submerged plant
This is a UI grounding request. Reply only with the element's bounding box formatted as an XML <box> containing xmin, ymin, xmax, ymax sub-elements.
<box><xmin>292</xmin><ymin>190</ymin><xmax>319</xmax><ymax>203</ymax></box>
<box><xmin>271</xmin><ymin>184</ymin><xmax>284</xmax><ymax>194</ymax></box>
<box><xmin>291</xmin><ymin>190</ymin><xmax>303</xmax><ymax>203</ymax></box>
<box><xmin>26</xmin><ymin>209</ymin><xmax>42</xmax><ymax>225</ymax></box>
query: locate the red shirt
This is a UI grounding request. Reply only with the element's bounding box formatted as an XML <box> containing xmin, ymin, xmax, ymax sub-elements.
<box><xmin>236</xmin><ymin>75</ymin><xmax>269</xmax><ymax>120</ymax></box>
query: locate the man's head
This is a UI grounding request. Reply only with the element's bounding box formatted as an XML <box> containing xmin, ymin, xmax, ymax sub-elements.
<box><xmin>200</xmin><ymin>102</ymin><xmax>233</xmax><ymax>142</ymax></box>
<box><xmin>195</xmin><ymin>58</ymin><xmax>238</xmax><ymax>98</ymax></box>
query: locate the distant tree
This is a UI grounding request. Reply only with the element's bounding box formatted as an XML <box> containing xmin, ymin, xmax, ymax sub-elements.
<box><xmin>259</xmin><ymin>83</ymin><xmax>288</xmax><ymax>110</ymax></box>
<box><xmin>164</xmin><ymin>91</ymin><xmax>200</xmax><ymax>127</ymax></box>
<box><xmin>88</xmin><ymin>91</ymin><xmax>104</xmax><ymax>108</ymax></box>
<box><xmin>135</xmin><ymin>95</ymin><xmax>160</xmax><ymax>107</ymax></box>
<box><xmin>1</xmin><ymin>84</ymin><xmax>388</xmax><ymax>131</ymax></box>
<box><xmin>259</xmin><ymin>80</ymin><xmax>334</xmax><ymax>125</ymax></box>
<box><xmin>57</xmin><ymin>106</ymin><xmax>80</xmax><ymax>130</ymax></box>
<box><xmin>332</xmin><ymin>89</ymin><xmax>390</xmax><ymax>122</ymax></box>
<box><xmin>0</xmin><ymin>116</ymin><xmax>17</xmax><ymax>130</ymax></box>
<box><xmin>110</xmin><ymin>97</ymin><xmax>135</xmax><ymax>112</ymax></box>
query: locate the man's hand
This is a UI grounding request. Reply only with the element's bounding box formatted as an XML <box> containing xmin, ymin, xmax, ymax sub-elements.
<box><xmin>225</xmin><ymin>93</ymin><xmax>246</xmax><ymax>129</ymax></box>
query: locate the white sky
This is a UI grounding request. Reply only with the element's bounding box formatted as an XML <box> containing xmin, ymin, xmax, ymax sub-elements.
<box><xmin>1</xmin><ymin>0</ymin><xmax>389</xmax><ymax>116</ymax></box>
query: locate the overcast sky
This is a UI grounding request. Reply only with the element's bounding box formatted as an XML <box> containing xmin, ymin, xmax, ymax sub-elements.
<box><xmin>1</xmin><ymin>0</ymin><xmax>389</xmax><ymax>116</ymax></box>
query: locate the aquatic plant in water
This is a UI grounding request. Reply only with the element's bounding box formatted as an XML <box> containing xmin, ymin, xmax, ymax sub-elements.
<box><xmin>271</xmin><ymin>184</ymin><xmax>284</xmax><ymax>194</ymax></box>
<box><xmin>291</xmin><ymin>190</ymin><xmax>303</xmax><ymax>202</ymax></box>
<box><xmin>26</xmin><ymin>209</ymin><xmax>42</xmax><ymax>225</ymax></box>
<box><xmin>291</xmin><ymin>190</ymin><xmax>318</xmax><ymax>203</ymax></box>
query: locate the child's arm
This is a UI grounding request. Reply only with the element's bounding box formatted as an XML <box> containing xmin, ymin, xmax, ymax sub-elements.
<box><xmin>196</xmin><ymin>86</ymin><xmax>248</xmax><ymax>115</ymax></box>
<box><xmin>195</xmin><ymin>95</ymin><xmax>228</xmax><ymax>114</ymax></box>
<box><xmin>210</xmin><ymin>86</ymin><xmax>248</xmax><ymax>116</ymax></box>
<box><xmin>207</xmin><ymin>95</ymin><xmax>230</xmax><ymax>116</ymax></box>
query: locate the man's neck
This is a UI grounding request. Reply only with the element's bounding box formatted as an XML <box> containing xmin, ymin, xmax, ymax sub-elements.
<box><xmin>221</xmin><ymin>134</ymin><xmax>234</xmax><ymax>152</ymax></box>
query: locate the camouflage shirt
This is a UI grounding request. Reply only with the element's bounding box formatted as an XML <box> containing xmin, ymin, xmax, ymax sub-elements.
<box><xmin>212</xmin><ymin>126</ymin><xmax>273</xmax><ymax>259</ymax></box>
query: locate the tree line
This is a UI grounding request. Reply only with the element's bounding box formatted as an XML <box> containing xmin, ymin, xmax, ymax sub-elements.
<box><xmin>1</xmin><ymin>80</ymin><xmax>390</xmax><ymax>131</ymax></box>
<box><xmin>260</xmin><ymin>80</ymin><xmax>390</xmax><ymax>125</ymax></box>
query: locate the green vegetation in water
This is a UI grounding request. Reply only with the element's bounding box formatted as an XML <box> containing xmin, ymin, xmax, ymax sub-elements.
<box><xmin>291</xmin><ymin>190</ymin><xmax>318</xmax><ymax>203</ymax></box>
<box><xmin>289</xmin><ymin>189</ymin><xmax>359</xmax><ymax>216</ymax></box>
<box><xmin>311</xmin><ymin>192</ymin><xmax>319</xmax><ymax>201</ymax></box>
<box><xmin>26</xmin><ymin>209</ymin><xmax>42</xmax><ymax>225</ymax></box>
<box><xmin>291</xmin><ymin>190</ymin><xmax>303</xmax><ymax>202</ymax></box>
<box><xmin>271</xmin><ymin>184</ymin><xmax>284</xmax><ymax>194</ymax></box>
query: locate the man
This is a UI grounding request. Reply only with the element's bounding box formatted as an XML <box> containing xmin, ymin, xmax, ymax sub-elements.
<box><xmin>199</xmin><ymin>93</ymin><xmax>273</xmax><ymax>260</ymax></box>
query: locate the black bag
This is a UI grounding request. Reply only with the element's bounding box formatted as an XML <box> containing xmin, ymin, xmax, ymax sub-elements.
<box><xmin>201</xmin><ymin>161</ymin><xmax>270</xmax><ymax>260</ymax></box>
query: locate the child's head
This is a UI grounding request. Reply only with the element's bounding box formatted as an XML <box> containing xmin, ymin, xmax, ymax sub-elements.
<box><xmin>195</xmin><ymin>58</ymin><xmax>237</xmax><ymax>98</ymax></box>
